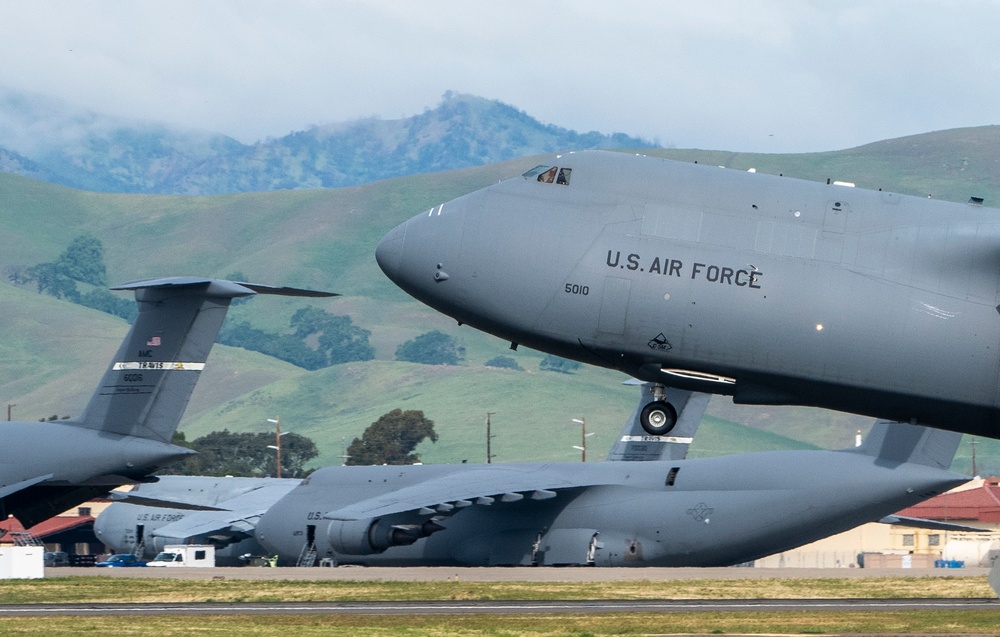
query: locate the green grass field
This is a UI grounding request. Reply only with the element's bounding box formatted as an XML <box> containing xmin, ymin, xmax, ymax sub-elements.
<box><xmin>0</xmin><ymin>576</ymin><xmax>995</xmax><ymax>636</ymax></box>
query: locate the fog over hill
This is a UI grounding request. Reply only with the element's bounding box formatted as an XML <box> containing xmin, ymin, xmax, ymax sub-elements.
<box><xmin>0</xmin><ymin>88</ymin><xmax>656</xmax><ymax>195</ymax></box>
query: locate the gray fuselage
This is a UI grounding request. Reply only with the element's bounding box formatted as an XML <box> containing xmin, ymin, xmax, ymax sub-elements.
<box><xmin>254</xmin><ymin>451</ymin><xmax>964</xmax><ymax>567</ymax></box>
<box><xmin>376</xmin><ymin>151</ymin><xmax>1000</xmax><ymax>438</ymax></box>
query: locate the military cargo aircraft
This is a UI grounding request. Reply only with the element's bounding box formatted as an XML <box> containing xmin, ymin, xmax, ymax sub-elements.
<box><xmin>376</xmin><ymin>150</ymin><xmax>1000</xmax><ymax>438</ymax></box>
<box><xmin>253</xmin><ymin>394</ymin><xmax>969</xmax><ymax>567</ymax></box>
<box><xmin>93</xmin><ymin>383</ymin><xmax>704</xmax><ymax>564</ymax></box>
<box><xmin>94</xmin><ymin>381</ymin><xmax>972</xmax><ymax>567</ymax></box>
<box><xmin>0</xmin><ymin>277</ymin><xmax>332</xmax><ymax>528</ymax></box>
<box><xmin>94</xmin><ymin>475</ymin><xmax>302</xmax><ymax>565</ymax></box>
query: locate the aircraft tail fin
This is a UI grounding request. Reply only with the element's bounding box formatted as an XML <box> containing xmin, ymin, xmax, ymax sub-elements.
<box><xmin>605</xmin><ymin>381</ymin><xmax>708</xmax><ymax>461</ymax></box>
<box><xmin>853</xmin><ymin>419</ymin><xmax>963</xmax><ymax>470</ymax></box>
<box><xmin>74</xmin><ymin>277</ymin><xmax>335</xmax><ymax>443</ymax></box>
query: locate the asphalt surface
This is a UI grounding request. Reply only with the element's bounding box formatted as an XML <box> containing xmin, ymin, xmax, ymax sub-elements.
<box><xmin>1</xmin><ymin>598</ymin><xmax>998</xmax><ymax>617</ymax></box>
<box><xmin>43</xmin><ymin>565</ymin><xmax>994</xmax><ymax>581</ymax></box>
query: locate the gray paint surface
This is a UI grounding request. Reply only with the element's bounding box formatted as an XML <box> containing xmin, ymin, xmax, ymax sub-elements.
<box><xmin>251</xmin><ymin>394</ymin><xmax>967</xmax><ymax>567</ymax></box>
<box><xmin>97</xmin><ymin>382</ymin><xmax>968</xmax><ymax>568</ymax></box>
<box><xmin>376</xmin><ymin>151</ymin><xmax>1000</xmax><ymax>438</ymax></box>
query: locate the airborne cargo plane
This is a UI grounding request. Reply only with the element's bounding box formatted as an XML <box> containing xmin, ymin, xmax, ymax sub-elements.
<box><xmin>376</xmin><ymin>150</ymin><xmax>1000</xmax><ymax>438</ymax></box>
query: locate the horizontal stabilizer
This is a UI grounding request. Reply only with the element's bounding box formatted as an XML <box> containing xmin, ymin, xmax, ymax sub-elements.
<box><xmin>112</xmin><ymin>277</ymin><xmax>337</xmax><ymax>298</ymax></box>
<box><xmin>854</xmin><ymin>420</ymin><xmax>963</xmax><ymax>470</ymax></box>
<box><xmin>879</xmin><ymin>514</ymin><xmax>989</xmax><ymax>533</ymax></box>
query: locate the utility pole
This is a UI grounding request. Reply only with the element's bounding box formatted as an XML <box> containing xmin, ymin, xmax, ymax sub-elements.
<box><xmin>571</xmin><ymin>417</ymin><xmax>594</xmax><ymax>462</ymax></box>
<box><xmin>486</xmin><ymin>412</ymin><xmax>496</xmax><ymax>464</ymax></box>
<box><xmin>267</xmin><ymin>416</ymin><xmax>287</xmax><ymax>478</ymax></box>
<box><xmin>6</xmin><ymin>403</ymin><xmax>14</xmax><ymax>421</ymax></box>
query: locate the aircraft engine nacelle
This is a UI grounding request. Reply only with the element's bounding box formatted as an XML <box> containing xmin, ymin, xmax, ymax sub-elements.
<box><xmin>327</xmin><ymin>517</ymin><xmax>445</xmax><ymax>555</ymax></box>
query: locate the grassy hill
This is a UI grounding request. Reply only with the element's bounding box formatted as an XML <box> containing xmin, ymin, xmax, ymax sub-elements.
<box><xmin>642</xmin><ymin>125</ymin><xmax>1000</xmax><ymax>206</ymax></box>
<box><xmin>2</xmin><ymin>126</ymin><xmax>1000</xmax><ymax>475</ymax></box>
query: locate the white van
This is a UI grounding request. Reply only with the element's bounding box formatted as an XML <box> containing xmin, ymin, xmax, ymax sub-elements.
<box><xmin>146</xmin><ymin>545</ymin><xmax>215</xmax><ymax>568</ymax></box>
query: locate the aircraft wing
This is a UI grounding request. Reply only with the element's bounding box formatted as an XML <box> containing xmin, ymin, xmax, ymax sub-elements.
<box><xmin>324</xmin><ymin>465</ymin><xmax>605</xmax><ymax>521</ymax></box>
<box><xmin>107</xmin><ymin>492</ymin><xmax>229</xmax><ymax>512</ymax></box>
<box><xmin>150</xmin><ymin>480</ymin><xmax>301</xmax><ymax>543</ymax></box>
<box><xmin>879</xmin><ymin>514</ymin><xmax>989</xmax><ymax>533</ymax></box>
<box><xmin>0</xmin><ymin>474</ymin><xmax>54</xmax><ymax>500</ymax></box>
<box><xmin>152</xmin><ymin>509</ymin><xmax>261</xmax><ymax>541</ymax></box>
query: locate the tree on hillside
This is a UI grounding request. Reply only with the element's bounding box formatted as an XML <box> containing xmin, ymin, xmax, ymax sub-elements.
<box><xmin>79</xmin><ymin>287</ymin><xmax>138</xmax><ymax>322</ymax></box>
<box><xmin>160</xmin><ymin>430</ymin><xmax>318</xmax><ymax>478</ymax></box>
<box><xmin>28</xmin><ymin>261</ymin><xmax>80</xmax><ymax>300</ymax></box>
<box><xmin>291</xmin><ymin>306</ymin><xmax>375</xmax><ymax>365</ymax></box>
<box><xmin>218</xmin><ymin>307</ymin><xmax>375</xmax><ymax>371</ymax></box>
<box><xmin>57</xmin><ymin>234</ymin><xmax>107</xmax><ymax>286</ymax></box>
<box><xmin>539</xmin><ymin>354</ymin><xmax>582</xmax><ymax>374</ymax></box>
<box><xmin>484</xmin><ymin>355</ymin><xmax>523</xmax><ymax>371</ymax></box>
<box><xmin>395</xmin><ymin>330</ymin><xmax>465</xmax><ymax>365</ymax></box>
<box><xmin>25</xmin><ymin>233</ymin><xmax>108</xmax><ymax>299</ymax></box>
<box><xmin>345</xmin><ymin>409</ymin><xmax>438</xmax><ymax>466</ymax></box>
<box><xmin>218</xmin><ymin>320</ymin><xmax>326</xmax><ymax>370</ymax></box>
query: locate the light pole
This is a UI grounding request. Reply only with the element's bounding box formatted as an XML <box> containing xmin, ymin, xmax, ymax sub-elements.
<box><xmin>267</xmin><ymin>417</ymin><xmax>289</xmax><ymax>478</ymax></box>
<box><xmin>6</xmin><ymin>403</ymin><xmax>15</xmax><ymax>421</ymax></box>
<box><xmin>339</xmin><ymin>436</ymin><xmax>350</xmax><ymax>466</ymax></box>
<box><xmin>486</xmin><ymin>412</ymin><xmax>496</xmax><ymax>464</ymax></box>
<box><xmin>571</xmin><ymin>417</ymin><xmax>595</xmax><ymax>462</ymax></box>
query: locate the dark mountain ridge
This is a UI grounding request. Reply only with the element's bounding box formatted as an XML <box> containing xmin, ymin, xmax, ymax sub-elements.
<box><xmin>0</xmin><ymin>89</ymin><xmax>655</xmax><ymax>195</ymax></box>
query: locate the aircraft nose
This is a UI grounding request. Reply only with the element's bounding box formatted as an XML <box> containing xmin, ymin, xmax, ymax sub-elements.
<box><xmin>375</xmin><ymin>221</ymin><xmax>406</xmax><ymax>283</ymax></box>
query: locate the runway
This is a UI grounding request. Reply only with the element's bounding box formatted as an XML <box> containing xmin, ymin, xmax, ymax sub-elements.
<box><xmin>43</xmin><ymin>565</ymin><xmax>994</xmax><ymax>581</ymax></box>
<box><xmin>2</xmin><ymin>598</ymin><xmax>997</xmax><ymax>617</ymax></box>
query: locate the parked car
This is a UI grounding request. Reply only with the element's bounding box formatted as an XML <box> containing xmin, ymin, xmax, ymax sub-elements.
<box><xmin>95</xmin><ymin>553</ymin><xmax>147</xmax><ymax>567</ymax></box>
<box><xmin>43</xmin><ymin>551</ymin><xmax>69</xmax><ymax>567</ymax></box>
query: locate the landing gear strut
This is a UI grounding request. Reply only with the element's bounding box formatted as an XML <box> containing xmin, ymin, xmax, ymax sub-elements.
<box><xmin>639</xmin><ymin>384</ymin><xmax>677</xmax><ymax>436</ymax></box>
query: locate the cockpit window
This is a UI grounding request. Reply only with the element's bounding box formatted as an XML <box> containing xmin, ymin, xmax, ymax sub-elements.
<box><xmin>521</xmin><ymin>165</ymin><xmax>572</xmax><ymax>185</ymax></box>
<box><xmin>538</xmin><ymin>166</ymin><xmax>558</xmax><ymax>183</ymax></box>
<box><xmin>521</xmin><ymin>165</ymin><xmax>551</xmax><ymax>179</ymax></box>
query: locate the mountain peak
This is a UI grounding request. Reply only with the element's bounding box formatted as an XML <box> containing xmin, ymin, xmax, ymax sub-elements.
<box><xmin>0</xmin><ymin>89</ymin><xmax>656</xmax><ymax>195</ymax></box>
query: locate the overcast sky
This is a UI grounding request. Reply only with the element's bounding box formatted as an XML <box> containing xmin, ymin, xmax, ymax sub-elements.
<box><xmin>2</xmin><ymin>1</ymin><xmax>999</xmax><ymax>153</ymax></box>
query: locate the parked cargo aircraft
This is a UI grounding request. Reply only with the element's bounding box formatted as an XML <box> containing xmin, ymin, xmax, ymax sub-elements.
<box><xmin>93</xmin><ymin>383</ymin><xmax>705</xmax><ymax>563</ymax></box>
<box><xmin>376</xmin><ymin>150</ymin><xmax>1000</xmax><ymax>438</ymax></box>
<box><xmin>0</xmin><ymin>277</ymin><xmax>332</xmax><ymax>528</ymax></box>
<box><xmin>94</xmin><ymin>475</ymin><xmax>302</xmax><ymax>565</ymax></box>
<box><xmin>95</xmin><ymin>381</ymin><xmax>972</xmax><ymax>567</ymax></box>
<box><xmin>253</xmin><ymin>400</ymin><xmax>969</xmax><ymax>567</ymax></box>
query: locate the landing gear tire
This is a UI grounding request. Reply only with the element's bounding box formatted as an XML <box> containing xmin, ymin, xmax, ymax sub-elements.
<box><xmin>640</xmin><ymin>401</ymin><xmax>677</xmax><ymax>436</ymax></box>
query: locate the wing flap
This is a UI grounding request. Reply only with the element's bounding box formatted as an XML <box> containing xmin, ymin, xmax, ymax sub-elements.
<box><xmin>324</xmin><ymin>466</ymin><xmax>603</xmax><ymax>521</ymax></box>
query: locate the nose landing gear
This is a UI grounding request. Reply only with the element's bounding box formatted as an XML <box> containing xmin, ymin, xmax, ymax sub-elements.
<box><xmin>639</xmin><ymin>384</ymin><xmax>678</xmax><ymax>435</ymax></box>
